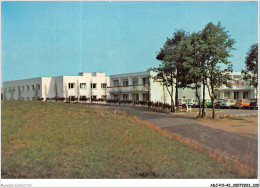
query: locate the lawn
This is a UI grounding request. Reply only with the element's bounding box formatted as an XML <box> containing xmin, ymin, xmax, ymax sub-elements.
<box><xmin>1</xmin><ymin>101</ymin><xmax>250</xmax><ymax>178</ymax></box>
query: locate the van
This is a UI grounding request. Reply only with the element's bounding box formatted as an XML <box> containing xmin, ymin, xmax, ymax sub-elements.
<box><xmin>234</xmin><ymin>99</ymin><xmax>250</xmax><ymax>109</ymax></box>
<box><xmin>220</xmin><ymin>99</ymin><xmax>236</xmax><ymax>108</ymax></box>
<box><xmin>215</xmin><ymin>99</ymin><xmax>224</xmax><ymax>108</ymax></box>
<box><xmin>249</xmin><ymin>99</ymin><xmax>258</xmax><ymax>109</ymax></box>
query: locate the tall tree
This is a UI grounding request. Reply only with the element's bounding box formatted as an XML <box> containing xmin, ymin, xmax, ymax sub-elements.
<box><xmin>180</xmin><ymin>32</ymin><xmax>204</xmax><ymax>117</ymax></box>
<box><xmin>154</xmin><ymin>30</ymin><xmax>188</xmax><ymax>112</ymax></box>
<box><xmin>242</xmin><ymin>43</ymin><xmax>258</xmax><ymax>99</ymax></box>
<box><xmin>150</xmin><ymin>61</ymin><xmax>176</xmax><ymax>112</ymax></box>
<box><xmin>200</xmin><ymin>22</ymin><xmax>235</xmax><ymax>119</ymax></box>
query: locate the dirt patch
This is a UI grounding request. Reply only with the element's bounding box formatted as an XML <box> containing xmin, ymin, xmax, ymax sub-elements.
<box><xmin>197</xmin><ymin>116</ymin><xmax>258</xmax><ymax>136</ymax></box>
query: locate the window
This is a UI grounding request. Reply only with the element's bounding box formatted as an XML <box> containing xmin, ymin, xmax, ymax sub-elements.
<box><xmin>224</xmin><ymin>92</ymin><xmax>230</xmax><ymax>99</ymax></box>
<box><xmin>234</xmin><ymin>92</ymin><xmax>239</xmax><ymax>99</ymax></box>
<box><xmin>123</xmin><ymin>94</ymin><xmax>128</xmax><ymax>100</ymax></box>
<box><xmin>143</xmin><ymin>93</ymin><xmax>149</xmax><ymax>101</ymax></box>
<box><xmin>32</xmin><ymin>85</ymin><xmax>35</xmax><ymax>90</ymax></box>
<box><xmin>68</xmin><ymin>83</ymin><xmax>75</xmax><ymax>89</ymax></box>
<box><xmin>80</xmin><ymin>95</ymin><xmax>87</xmax><ymax>101</ymax></box>
<box><xmin>143</xmin><ymin>77</ymin><xmax>149</xmax><ymax>85</ymax></box>
<box><xmin>243</xmin><ymin>92</ymin><xmax>248</xmax><ymax>99</ymax></box>
<box><xmin>22</xmin><ymin>86</ymin><xmax>24</xmax><ymax>92</ymax></box>
<box><xmin>80</xmin><ymin>83</ymin><xmax>86</xmax><ymax>89</ymax></box>
<box><xmin>101</xmin><ymin>83</ymin><xmax>107</xmax><ymax>88</ymax></box>
<box><xmin>91</xmin><ymin>83</ymin><xmax>97</xmax><ymax>89</ymax></box>
<box><xmin>92</xmin><ymin>72</ymin><xmax>97</xmax><ymax>77</ymax></box>
<box><xmin>132</xmin><ymin>78</ymin><xmax>139</xmax><ymax>86</ymax></box>
<box><xmin>36</xmin><ymin>84</ymin><xmax>40</xmax><ymax>90</ymax></box>
<box><xmin>122</xmin><ymin>79</ymin><xmax>128</xmax><ymax>86</ymax></box>
<box><xmin>69</xmin><ymin>96</ymin><xmax>76</xmax><ymax>101</ymax></box>
<box><xmin>91</xmin><ymin>95</ymin><xmax>97</xmax><ymax>100</ymax></box>
<box><xmin>101</xmin><ymin>95</ymin><xmax>107</xmax><ymax>100</ymax></box>
<box><xmin>27</xmin><ymin>85</ymin><xmax>29</xmax><ymax>91</ymax></box>
<box><xmin>113</xmin><ymin>80</ymin><xmax>119</xmax><ymax>87</ymax></box>
<box><xmin>113</xmin><ymin>94</ymin><xmax>119</xmax><ymax>100</ymax></box>
<box><xmin>133</xmin><ymin>94</ymin><xmax>139</xmax><ymax>101</ymax></box>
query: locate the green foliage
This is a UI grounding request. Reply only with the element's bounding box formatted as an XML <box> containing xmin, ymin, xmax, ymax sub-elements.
<box><xmin>242</xmin><ymin>44</ymin><xmax>258</xmax><ymax>92</ymax></box>
<box><xmin>1</xmin><ymin>101</ymin><xmax>249</xmax><ymax>178</ymax></box>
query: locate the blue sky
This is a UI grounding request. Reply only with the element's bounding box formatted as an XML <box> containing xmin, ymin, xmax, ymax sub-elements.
<box><xmin>1</xmin><ymin>1</ymin><xmax>258</xmax><ymax>83</ymax></box>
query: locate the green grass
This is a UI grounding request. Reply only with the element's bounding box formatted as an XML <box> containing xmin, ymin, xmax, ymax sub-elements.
<box><xmin>1</xmin><ymin>101</ymin><xmax>249</xmax><ymax>178</ymax></box>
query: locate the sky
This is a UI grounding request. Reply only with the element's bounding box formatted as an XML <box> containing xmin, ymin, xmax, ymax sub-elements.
<box><xmin>1</xmin><ymin>1</ymin><xmax>258</xmax><ymax>84</ymax></box>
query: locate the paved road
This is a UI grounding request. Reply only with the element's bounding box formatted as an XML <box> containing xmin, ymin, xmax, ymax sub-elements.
<box><xmin>89</xmin><ymin>104</ymin><xmax>258</xmax><ymax>170</ymax></box>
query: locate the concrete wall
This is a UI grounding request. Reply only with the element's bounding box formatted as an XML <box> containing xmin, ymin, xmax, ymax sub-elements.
<box><xmin>3</xmin><ymin>77</ymin><xmax>42</xmax><ymax>100</ymax></box>
<box><xmin>3</xmin><ymin>72</ymin><xmax>110</xmax><ymax>100</ymax></box>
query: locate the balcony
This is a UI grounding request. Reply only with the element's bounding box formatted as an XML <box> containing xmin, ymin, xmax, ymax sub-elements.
<box><xmin>108</xmin><ymin>84</ymin><xmax>150</xmax><ymax>93</ymax></box>
<box><xmin>217</xmin><ymin>83</ymin><xmax>253</xmax><ymax>90</ymax></box>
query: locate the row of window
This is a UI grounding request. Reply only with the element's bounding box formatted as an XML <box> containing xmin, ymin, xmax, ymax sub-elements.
<box><xmin>114</xmin><ymin>93</ymin><xmax>149</xmax><ymax>101</ymax></box>
<box><xmin>5</xmin><ymin>84</ymin><xmax>40</xmax><ymax>93</ymax></box>
<box><xmin>69</xmin><ymin>95</ymin><xmax>107</xmax><ymax>100</ymax></box>
<box><xmin>68</xmin><ymin>83</ymin><xmax>107</xmax><ymax>89</ymax></box>
<box><xmin>113</xmin><ymin>77</ymin><xmax>149</xmax><ymax>87</ymax></box>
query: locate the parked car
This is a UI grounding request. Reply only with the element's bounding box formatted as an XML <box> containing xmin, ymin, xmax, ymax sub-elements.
<box><xmin>204</xmin><ymin>99</ymin><xmax>212</xmax><ymax>108</ymax></box>
<box><xmin>249</xmin><ymin>99</ymin><xmax>258</xmax><ymax>109</ymax></box>
<box><xmin>215</xmin><ymin>99</ymin><xmax>224</xmax><ymax>108</ymax></box>
<box><xmin>178</xmin><ymin>98</ymin><xmax>188</xmax><ymax>106</ymax></box>
<box><xmin>234</xmin><ymin>99</ymin><xmax>250</xmax><ymax>109</ymax></box>
<box><xmin>186</xmin><ymin>98</ymin><xmax>199</xmax><ymax>107</ymax></box>
<box><xmin>220</xmin><ymin>99</ymin><xmax>236</xmax><ymax>108</ymax></box>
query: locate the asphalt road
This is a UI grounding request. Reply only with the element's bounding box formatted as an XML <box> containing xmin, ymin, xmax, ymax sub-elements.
<box><xmin>88</xmin><ymin>104</ymin><xmax>258</xmax><ymax>170</ymax></box>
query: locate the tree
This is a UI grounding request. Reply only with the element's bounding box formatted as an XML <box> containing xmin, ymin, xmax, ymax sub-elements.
<box><xmin>10</xmin><ymin>87</ymin><xmax>15</xmax><ymax>100</ymax></box>
<box><xmin>242</xmin><ymin>44</ymin><xmax>258</xmax><ymax>99</ymax></box>
<box><xmin>18</xmin><ymin>86</ymin><xmax>22</xmax><ymax>100</ymax></box>
<box><xmin>54</xmin><ymin>81</ymin><xmax>59</xmax><ymax>101</ymax></box>
<box><xmin>156</xmin><ymin>30</ymin><xmax>189</xmax><ymax>110</ymax></box>
<box><xmin>200</xmin><ymin>22</ymin><xmax>235</xmax><ymax>119</ymax></box>
<box><xmin>150</xmin><ymin>61</ymin><xmax>176</xmax><ymax>112</ymax></box>
<box><xmin>76</xmin><ymin>80</ymin><xmax>80</xmax><ymax>101</ymax></box>
<box><xmin>89</xmin><ymin>80</ymin><xmax>93</xmax><ymax>103</ymax></box>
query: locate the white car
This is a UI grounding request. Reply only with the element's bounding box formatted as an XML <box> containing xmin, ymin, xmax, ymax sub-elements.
<box><xmin>178</xmin><ymin>98</ymin><xmax>188</xmax><ymax>106</ymax></box>
<box><xmin>219</xmin><ymin>99</ymin><xmax>236</xmax><ymax>108</ymax></box>
<box><xmin>186</xmin><ymin>99</ymin><xmax>199</xmax><ymax>107</ymax></box>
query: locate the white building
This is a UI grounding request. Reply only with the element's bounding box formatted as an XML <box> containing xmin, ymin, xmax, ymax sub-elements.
<box><xmin>2</xmin><ymin>71</ymin><xmax>257</xmax><ymax>103</ymax></box>
<box><xmin>108</xmin><ymin>71</ymin><xmax>172</xmax><ymax>103</ymax></box>
<box><xmin>3</xmin><ymin>72</ymin><xmax>110</xmax><ymax>101</ymax></box>
<box><xmin>215</xmin><ymin>72</ymin><xmax>257</xmax><ymax>100</ymax></box>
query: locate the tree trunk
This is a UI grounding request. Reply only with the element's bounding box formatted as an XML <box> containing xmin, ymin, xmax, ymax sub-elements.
<box><xmin>211</xmin><ymin>97</ymin><xmax>215</xmax><ymax>119</ymax></box>
<box><xmin>211</xmin><ymin>86</ymin><xmax>215</xmax><ymax>119</ymax></box>
<box><xmin>195</xmin><ymin>86</ymin><xmax>201</xmax><ymax>117</ymax></box>
<box><xmin>175</xmin><ymin>83</ymin><xmax>178</xmax><ymax>112</ymax></box>
<box><xmin>202</xmin><ymin>81</ymin><xmax>206</xmax><ymax>117</ymax></box>
<box><xmin>171</xmin><ymin>85</ymin><xmax>175</xmax><ymax>113</ymax></box>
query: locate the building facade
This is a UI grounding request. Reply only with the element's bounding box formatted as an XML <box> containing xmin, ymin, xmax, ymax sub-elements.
<box><xmin>215</xmin><ymin>72</ymin><xmax>257</xmax><ymax>100</ymax></box>
<box><xmin>108</xmin><ymin>71</ymin><xmax>172</xmax><ymax>104</ymax></box>
<box><xmin>3</xmin><ymin>72</ymin><xmax>109</xmax><ymax>101</ymax></box>
<box><xmin>2</xmin><ymin>71</ymin><xmax>257</xmax><ymax>102</ymax></box>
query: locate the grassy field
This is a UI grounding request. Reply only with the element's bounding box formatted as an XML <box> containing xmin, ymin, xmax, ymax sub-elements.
<box><xmin>1</xmin><ymin>101</ymin><xmax>250</xmax><ymax>178</ymax></box>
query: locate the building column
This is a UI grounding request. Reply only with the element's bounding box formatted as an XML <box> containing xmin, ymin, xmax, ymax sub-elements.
<box><xmin>139</xmin><ymin>93</ymin><xmax>143</xmax><ymax>101</ymax></box>
<box><xmin>129</xmin><ymin>93</ymin><xmax>133</xmax><ymax>100</ymax></box>
<box><xmin>239</xmin><ymin>91</ymin><xmax>243</xmax><ymax>99</ymax></box>
<box><xmin>138</xmin><ymin>76</ymin><xmax>142</xmax><ymax>85</ymax></box>
<box><xmin>128</xmin><ymin>77</ymin><xmax>132</xmax><ymax>85</ymax></box>
<box><xmin>230</xmin><ymin>91</ymin><xmax>234</xmax><ymax>99</ymax></box>
<box><xmin>251</xmin><ymin>89</ymin><xmax>256</xmax><ymax>99</ymax></box>
<box><xmin>220</xmin><ymin>91</ymin><xmax>224</xmax><ymax>99</ymax></box>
